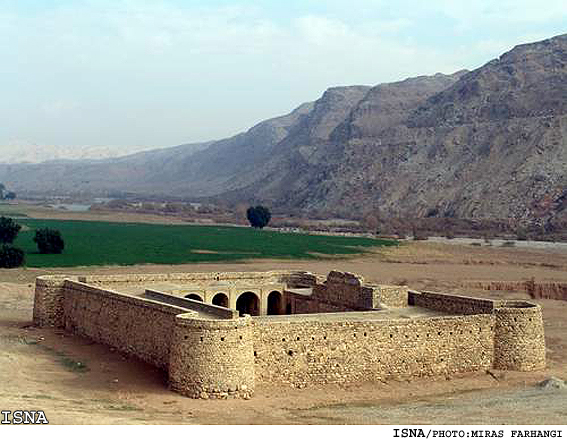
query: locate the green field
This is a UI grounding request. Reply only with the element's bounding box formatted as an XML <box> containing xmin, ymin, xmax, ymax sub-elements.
<box><xmin>12</xmin><ymin>219</ymin><xmax>397</xmax><ymax>268</ymax></box>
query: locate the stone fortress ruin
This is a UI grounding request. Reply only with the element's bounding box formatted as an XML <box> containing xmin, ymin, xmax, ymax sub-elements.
<box><xmin>33</xmin><ymin>270</ymin><xmax>547</xmax><ymax>400</ymax></box>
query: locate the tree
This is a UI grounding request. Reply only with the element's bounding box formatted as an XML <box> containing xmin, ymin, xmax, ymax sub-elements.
<box><xmin>246</xmin><ymin>205</ymin><xmax>271</xmax><ymax>229</ymax></box>
<box><xmin>34</xmin><ymin>228</ymin><xmax>65</xmax><ymax>254</ymax></box>
<box><xmin>0</xmin><ymin>245</ymin><xmax>25</xmax><ymax>268</ymax></box>
<box><xmin>0</xmin><ymin>183</ymin><xmax>4</xmax><ymax>199</ymax></box>
<box><xmin>0</xmin><ymin>216</ymin><xmax>21</xmax><ymax>244</ymax></box>
<box><xmin>362</xmin><ymin>214</ymin><xmax>380</xmax><ymax>234</ymax></box>
<box><xmin>4</xmin><ymin>191</ymin><xmax>16</xmax><ymax>200</ymax></box>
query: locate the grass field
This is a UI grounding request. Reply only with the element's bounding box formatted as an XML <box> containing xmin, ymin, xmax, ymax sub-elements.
<box><xmin>12</xmin><ymin>219</ymin><xmax>397</xmax><ymax>267</ymax></box>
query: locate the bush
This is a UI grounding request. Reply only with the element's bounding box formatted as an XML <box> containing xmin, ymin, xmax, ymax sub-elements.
<box><xmin>34</xmin><ymin>228</ymin><xmax>65</xmax><ymax>254</ymax></box>
<box><xmin>516</xmin><ymin>228</ymin><xmax>528</xmax><ymax>241</ymax></box>
<box><xmin>412</xmin><ymin>228</ymin><xmax>428</xmax><ymax>240</ymax></box>
<box><xmin>0</xmin><ymin>245</ymin><xmax>25</xmax><ymax>268</ymax></box>
<box><xmin>246</xmin><ymin>206</ymin><xmax>271</xmax><ymax>229</ymax></box>
<box><xmin>426</xmin><ymin>207</ymin><xmax>439</xmax><ymax>217</ymax></box>
<box><xmin>0</xmin><ymin>216</ymin><xmax>21</xmax><ymax>244</ymax></box>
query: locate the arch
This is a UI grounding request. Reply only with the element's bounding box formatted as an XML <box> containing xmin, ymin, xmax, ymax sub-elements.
<box><xmin>267</xmin><ymin>290</ymin><xmax>283</xmax><ymax>315</ymax></box>
<box><xmin>185</xmin><ymin>293</ymin><xmax>203</xmax><ymax>302</ymax></box>
<box><xmin>212</xmin><ymin>292</ymin><xmax>229</xmax><ymax>308</ymax></box>
<box><xmin>236</xmin><ymin>292</ymin><xmax>260</xmax><ymax>316</ymax></box>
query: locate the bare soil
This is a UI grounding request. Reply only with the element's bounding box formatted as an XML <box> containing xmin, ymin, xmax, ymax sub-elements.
<box><xmin>1</xmin><ymin>241</ymin><xmax>566</xmax><ymax>424</ymax></box>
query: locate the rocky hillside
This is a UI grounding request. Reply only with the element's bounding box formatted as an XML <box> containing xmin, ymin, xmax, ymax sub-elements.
<box><xmin>1</xmin><ymin>34</ymin><xmax>566</xmax><ymax>226</ymax></box>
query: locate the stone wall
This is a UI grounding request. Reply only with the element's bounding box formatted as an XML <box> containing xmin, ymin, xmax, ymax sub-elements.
<box><xmin>409</xmin><ymin>290</ymin><xmax>495</xmax><ymax>315</ymax></box>
<box><xmin>252</xmin><ymin>314</ymin><xmax>495</xmax><ymax>387</ymax></box>
<box><xmin>369</xmin><ymin>285</ymin><xmax>408</xmax><ymax>308</ymax></box>
<box><xmin>63</xmin><ymin>281</ymin><xmax>190</xmax><ymax>369</ymax></box>
<box><xmin>169</xmin><ymin>315</ymin><xmax>255</xmax><ymax>399</ymax></box>
<box><xmin>493</xmin><ymin>301</ymin><xmax>546</xmax><ymax>371</ymax></box>
<box><xmin>32</xmin><ymin>271</ymin><xmax>548</xmax><ymax>400</ymax></box>
<box><xmin>144</xmin><ymin>289</ymin><xmax>238</xmax><ymax>319</ymax></box>
<box><xmin>33</xmin><ymin>275</ymin><xmax>76</xmax><ymax>328</ymax></box>
<box><xmin>407</xmin><ymin>292</ymin><xmax>546</xmax><ymax>372</ymax></box>
<box><xmin>78</xmin><ymin>270</ymin><xmax>301</xmax><ymax>288</ymax></box>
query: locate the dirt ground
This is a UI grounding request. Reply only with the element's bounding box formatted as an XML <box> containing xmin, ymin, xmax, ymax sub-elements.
<box><xmin>1</xmin><ymin>241</ymin><xmax>566</xmax><ymax>424</ymax></box>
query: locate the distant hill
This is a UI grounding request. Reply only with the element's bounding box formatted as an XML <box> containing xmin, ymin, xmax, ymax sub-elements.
<box><xmin>1</xmin><ymin>33</ymin><xmax>566</xmax><ymax>227</ymax></box>
<box><xmin>0</xmin><ymin>141</ymin><xmax>197</xmax><ymax>164</ymax></box>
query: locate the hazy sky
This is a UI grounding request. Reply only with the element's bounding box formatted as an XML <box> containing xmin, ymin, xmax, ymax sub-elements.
<box><xmin>1</xmin><ymin>0</ymin><xmax>566</xmax><ymax>154</ymax></box>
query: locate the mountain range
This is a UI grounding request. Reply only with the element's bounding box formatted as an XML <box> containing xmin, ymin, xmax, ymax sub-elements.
<box><xmin>1</xmin><ymin>33</ymin><xmax>566</xmax><ymax>225</ymax></box>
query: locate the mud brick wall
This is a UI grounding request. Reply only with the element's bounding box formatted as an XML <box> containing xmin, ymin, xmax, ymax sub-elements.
<box><xmin>465</xmin><ymin>280</ymin><xmax>530</xmax><ymax>292</ymax></box>
<box><xmin>169</xmin><ymin>315</ymin><xmax>255</xmax><ymax>399</ymax></box>
<box><xmin>63</xmin><ymin>281</ymin><xmax>190</xmax><ymax>369</ymax></box>
<box><xmin>252</xmin><ymin>314</ymin><xmax>495</xmax><ymax>387</ymax></box>
<box><xmin>464</xmin><ymin>280</ymin><xmax>567</xmax><ymax>302</ymax></box>
<box><xmin>528</xmin><ymin>282</ymin><xmax>567</xmax><ymax>301</ymax></box>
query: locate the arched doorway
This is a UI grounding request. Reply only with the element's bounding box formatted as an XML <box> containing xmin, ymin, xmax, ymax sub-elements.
<box><xmin>212</xmin><ymin>292</ymin><xmax>229</xmax><ymax>308</ymax></box>
<box><xmin>236</xmin><ymin>292</ymin><xmax>259</xmax><ymax>316</ymax></box>
<box><xmin>185</xmin><ymin>293</ymin><xmax>203</xmax><ymax>301</ymax></box>
<box><xmin>267</xmin><ymin>291</ymin><xmax>283</xmax><ymax>315</ymax></box>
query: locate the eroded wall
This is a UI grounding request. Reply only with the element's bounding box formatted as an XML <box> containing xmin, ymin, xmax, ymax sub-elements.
<box><xmin>465</xmin><ymin>280</ymin><xmax>567</xmax><ymax>302</ymax></box>
<box><xmin>288</xmin><ymin>271</ymin><xmax>376</xmax><ymax>313</ymax></box>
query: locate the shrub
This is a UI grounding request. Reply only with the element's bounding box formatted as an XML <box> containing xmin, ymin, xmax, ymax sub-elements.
<box><xmin>426</xmin><ymin>207</ymin><xmax>439</xmax><ymax>217</ymax></box>
<box><xmin>412</xmin><ymin>228</ymin><xmax>428</xmax><ymax>240</ymax></box>
<box><xmin>34</xmin><ymin>228</ymin><xmax>65</xmax><ymax>254</ymax></box>
<box><xmin>0</xmin><ymin>216</ymin><xmax>21</xmax><ymax>244</ymax></box>
<box><xmin>0</xmin><ymin>245</ymin><xmax>25</xmax><ymax>268</ymax></box>
<box><xmin>516</xmin><ymin>228</ymin><xmax>528</xmax><ymax>241</ymax></box>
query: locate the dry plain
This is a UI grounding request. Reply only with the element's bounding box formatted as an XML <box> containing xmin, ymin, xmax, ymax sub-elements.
<box><xmin>1</xmin><ymin>240</ymin><xmax>567</xmax><ymax>424</ymax></box>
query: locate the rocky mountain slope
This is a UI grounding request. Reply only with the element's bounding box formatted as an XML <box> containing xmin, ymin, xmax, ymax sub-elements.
<box><xmin>1</xmin><ymin>34</ymin><xmax>566</xmax><ymax>225</ymax></box>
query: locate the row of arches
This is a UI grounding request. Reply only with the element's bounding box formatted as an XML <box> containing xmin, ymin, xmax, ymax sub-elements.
<box><xmin>184</xmin><ymin>290</ymin><xmax>284</xmax><ymax>316</ymax></box>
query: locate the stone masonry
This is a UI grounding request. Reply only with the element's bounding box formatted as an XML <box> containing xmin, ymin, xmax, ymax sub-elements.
<box><xmin>32</xmin><ymin>270</ymin><xmax>547</xmax><ymax>399</ymax></box>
